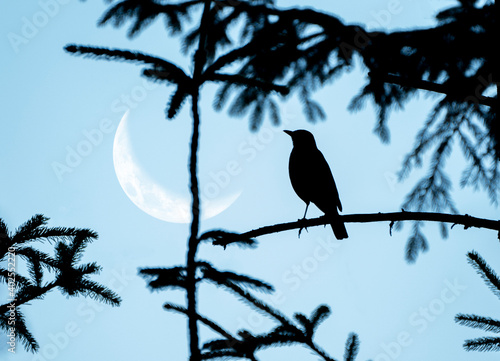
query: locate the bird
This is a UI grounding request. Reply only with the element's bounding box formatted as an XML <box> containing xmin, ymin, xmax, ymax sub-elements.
<box><xmin>284</xmin><ymin>129</ymin><xmax>348</xmax><ymax>240</ymax></box>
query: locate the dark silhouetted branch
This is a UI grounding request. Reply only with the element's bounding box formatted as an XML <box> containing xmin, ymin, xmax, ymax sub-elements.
<box><xmin>376</xmin><ymin>73</ymin><xmax>497</xmax><ymax>107</ymax></box>
<box><xmin>65</xmin><ymin>45</ymin><xmax>189</xmax><ymax>81</ymax></box>
<box><xmin>213</xmin><ymin>1</ymin><xmax>344</xmax><ymax>30</ymax></box>
<box><xmin>164</xmin><ymin>303</ymin><xmax>237</xmax><ymax>343</ymax></box>
<box><xmin>0</xmin><ymin>282</ymin><xmax>58</xmax><ymax>314</ymax></box>
<box><xmin>212</xmin><ymin>211</ymin><xmax>500</xmax><ymax>248</ymax></box>
<box><xmin>306</xmin><ymin>340</ymin><xmax>336</xmax><ymax>361</ymax></box>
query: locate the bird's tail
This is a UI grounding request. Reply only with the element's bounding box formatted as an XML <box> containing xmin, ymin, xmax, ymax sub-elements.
<box><xmin>330</xmin><ymin>217</ymin><xmax>348</xmax><ymax>240</ymax></box>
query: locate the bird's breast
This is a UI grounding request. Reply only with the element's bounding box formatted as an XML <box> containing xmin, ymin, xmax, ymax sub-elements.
<box><xmin>288</xmin><ymin>148</ymin><xmax>318</xmax><ymax>202</ymax></box>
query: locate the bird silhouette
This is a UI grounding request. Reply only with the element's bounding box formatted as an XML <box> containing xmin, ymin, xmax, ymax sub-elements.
<box><xmin>284</xmin><ymin>129</ymin><xmax>348</xmax><ymax>240</ymax></box>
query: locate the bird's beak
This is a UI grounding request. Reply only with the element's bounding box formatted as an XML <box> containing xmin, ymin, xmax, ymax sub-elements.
<box><xmin>283</xmin><ymin>130</ymin><xmax>293</xmax><ymax>136</ymax></box>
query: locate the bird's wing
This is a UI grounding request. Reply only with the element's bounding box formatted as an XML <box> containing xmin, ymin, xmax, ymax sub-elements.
<box><xmin>310</xmin><ymin>149</ymin><xmax>343</xmax><ymax>213</ymax></box>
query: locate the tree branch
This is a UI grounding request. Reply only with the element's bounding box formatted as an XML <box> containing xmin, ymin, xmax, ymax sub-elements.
<box><xmin>0</xmin><ymin>281</ymin><xmax>58</xmax><ymax>314</ymax></box>
<box><xmin>212</xmin><ymin>211</ymin><xmax>500</xmax><ymax>248</ymax></box>
<box><xmin>213</xmin><ymin>1</ymin><xmax>344</xmax><ymax>30</ymax></box>
<box><xmin>306</xmin><ymin>340</ymin><xmax>336</xmax><ymax>361</ymax></box>
<box><xmin>221</xmin><ymin>283</ymin><xmax>337</xmax><ymax>361</ymax></box>
<box><xmin>374</xmin><ymin>73</ymin><xmax>497</xmax><ymax>107</ymax></box>
<box><xmin>164</xmin><ymin>303</ymin><xmax>237</xmax><ymax>343</ymax></box>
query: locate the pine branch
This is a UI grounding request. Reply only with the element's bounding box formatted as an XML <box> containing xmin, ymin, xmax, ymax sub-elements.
<box><xmin>163</xmin><ymin>302</ymin><xmax>237</xmax><ymax>343</ymax></box>
<box><xmin>343</xmin><ymin>333</ymin><xmax>359</xmax><ymax>361</ymax></box>
<box><xmin>213</xmin><ymin>1</ymin><xmax>345</xmax><ymax>31</ymax></box>
<box><xmin>139</xmin><ymin>266</ymin><xmax>188</xmax><ymax>291</ymax></box>
<box><xmin>0</xmin><ymin>268</ymin><xmax>31</xmax><ymax>288</ymax></box>
<box><xmin>198</xmin><ymin>261</ymin><xmax>274</xmax><ymax>293</ymax></box>
<box><xmin>73</xmin><ymin>279</ymin><xmax>122</xmax><ymax>306</ymax></box>
<box><xmin>0</xmin><ymin>281</ymin><xmax>59</xmax><ymax>314</ymax></box>
<box><xmin>223</xmin><ymin>282</ymin><xmax>294</xmax><ymax>330</ymax></box>
<box><xmin>65</xmin><ymin>44</ymin><xmax>171</xmax><ymax>67</ymax></box>
<box><xmin>16</xmin><ymin>247</ymin><xmax>57</xmax><ymax>273</ymax></box>
<box><xmin>294</xmin><ymin>305</ymin><xmax>331</xmax><ymax>339</ymax></box>
<box><xmin>212</xmin><ymin>211</ymin><xmax>500</xmax><ymax>248</ymax></box>
<box><xmin>306</xmin><ymin>339</ymin><xmax>336</xmax><ymax>361</ymax></box>
<box><xmin>14</xmin><ymin>214</ymin><xmax>48</xmax><ymax>235</ymax></box>
<box><xmin>64</xmin><ymin>45</ymin><xmax>190</xmax><ymax>85</ymax></box>
<box><xmin>463</xmin><ymin>336</ymin><xmax>500</xmax><ymax>352</ymax></box>
<box><xmin>0</xmin><ymin>221</ymin><xmax>9</xmax><ymax>259</ymax></box>
<box><xmin>310</xmin><ymin>305</ymin><xmax>331</xmax><ymax>332</ymax></box>
<box><xmin>0</xmin><ymin>218</ymin><xmax>9</xmax><ymax>236</ymax></box>
<box><xmin>456</xmin><ymin>314</ymin><xmax>500</xmax><ymax>333</ymax></box>
<box><xmin>0</xmin><ymin>309</ymin><xmax>38</xmax><ymax>353</ymax></box>
<box><xmin>376</xmin><ymin>73</ymin><xmax>496</xmax><ymax>107</ymax></box>
<box><xmin>11</xmin><ymin>226</ymin><xmax>86</xmax><ymax>246</ymax></box>
<box><xmin>166</xmin><ymin>86</ymin><xmax>191</xmax><ymax>119</ymax></box>
<box><xmin>217</xmin><ymin>283</ymin><xmax>338</xmax><ymax>361</ymax></box>
<box><xmin>199</xmin><ymin>230</ymin><xmax>257</xmax><ymax>249</ymax></box>
<box><xmin>467</xmin><ymin>251</ymin><xmax>500</xmax><ymax>300</ymax></box>
<box><xmin>98</xmin><ymin>0</ymin><xmax>200</xmax><ymax>37</ymax></box>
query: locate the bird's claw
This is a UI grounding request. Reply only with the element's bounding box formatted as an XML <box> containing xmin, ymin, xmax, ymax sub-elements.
<box><xmin>298</xmin><ymin>226</ymin><xmax>308</xmax><ymax>238</ymax></box>
<box><xmin>298</xmin><ymin>219</ymin><xmax>308</xmax><ymax>238</ymax></box>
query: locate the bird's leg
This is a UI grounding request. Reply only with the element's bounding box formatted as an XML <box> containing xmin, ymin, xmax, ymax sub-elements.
<box><xmin>302</xmin><ymin>203</ymin><xmax>309</xmax><ymax>219</ymax></box>
<box><xmin>298</xmin><ymin>203</ymin><xmax>310</xmax><ymax>238</ymax></box>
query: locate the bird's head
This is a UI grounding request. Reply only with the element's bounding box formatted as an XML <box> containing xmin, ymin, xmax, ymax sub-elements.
<box><xmin>284</xmin><ymin>129</ymin><xmax>317</xmax><ymax>148</ymax></box>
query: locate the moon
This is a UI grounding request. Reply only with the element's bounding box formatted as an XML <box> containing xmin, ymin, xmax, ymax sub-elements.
<box><xmin>113</xmin><ymin>111</ymin><xmax>241</xmax><ymax>223</ymax></box>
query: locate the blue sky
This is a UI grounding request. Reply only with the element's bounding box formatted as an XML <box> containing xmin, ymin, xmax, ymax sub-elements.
<box><xmin>2</xmin><ymin>0</ymin><xmax>500</xmax><ymax>360</ymax></box>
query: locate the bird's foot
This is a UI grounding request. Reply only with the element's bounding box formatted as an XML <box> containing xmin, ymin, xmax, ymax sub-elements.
<box><xmin>298</xmin><ymin>218</ymin><xmax>308</xmax><ymax>238</ymax></box>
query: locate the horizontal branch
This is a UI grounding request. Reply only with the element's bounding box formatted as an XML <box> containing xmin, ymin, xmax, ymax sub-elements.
<box><xmin>212</xmin><ymin>211</ymin><xmax>500</xmax><ymax>248</ymax></box>
<box><xmin>65</xmin><ymin>45</ymin><xmax>187</xmax><ymax>75</ymax></box>
<box><xmin>375</xmin><ymin>73</ymin><xmax>497</xmax><ymax>107</ymax></box>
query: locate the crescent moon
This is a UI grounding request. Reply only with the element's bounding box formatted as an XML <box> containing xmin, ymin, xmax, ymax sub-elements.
<box><xmin>112</xmin><ymin>111</ymin><xmax>241</xmax><ymax>223</ymax></box>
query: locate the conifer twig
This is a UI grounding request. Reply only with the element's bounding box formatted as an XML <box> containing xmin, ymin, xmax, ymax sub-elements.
<box><xmin>164</xmin><ymin>303</ymin><xmax>237</xmax><ymax>343</ymax></box>
<box><xmin>374</xmin><ymin>72</ymin><xmax>496</xmax><ymax>107</ymax></box>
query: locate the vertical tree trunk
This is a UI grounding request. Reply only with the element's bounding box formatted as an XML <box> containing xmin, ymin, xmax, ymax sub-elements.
<box><xmin>186</xmin><ymin>2</ymin><xmax>212</xmax><ymax>360</ymax></box>
<box><xmin>489</xmin><ymin>0</ymin><xmax>499</xmax><ymax>159</ymax></box>
<box><xmin>496</xmin><ymin>0</ymin><xmax>499</xmax><ymax>147</ymax></box>
<box><xmin>186</xmin><ymin>89</ymin><xmax>201</xmax><ymax>361</ymax></box>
